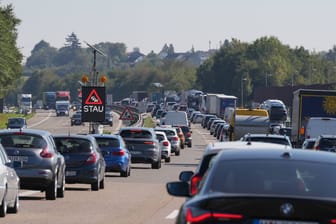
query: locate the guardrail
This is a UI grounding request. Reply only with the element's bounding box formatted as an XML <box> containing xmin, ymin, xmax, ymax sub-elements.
<box><xmin>111</xmin><ymin>105</ymin><xmax>143</xmax><ymax>127</ymax></box>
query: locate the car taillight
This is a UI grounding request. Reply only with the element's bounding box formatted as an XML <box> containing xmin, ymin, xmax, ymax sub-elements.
<box><xmin>186</xmin><ymin>208</ymin><xmax>243</xmax><ymax>223</ymax></box>
<box><xmin>330</xmin><ymin>219</ymin><xmax>336</xmax><ymax>224</ymax></box>
<box><xmin>314</xmin><ymin>145</ymin><xmax>320</xmax><ymax>150</ymax></box>
<box><xmin>144</xmin><ymin>141</ymin><xmax>155</xmax><ymax>145</ymax></box>
<box><xmin>187</xmin><ymin>132</ymin><xmax>191</xmax><ymax>137</ymax></box>
<box><xmin>162</xmin><ymin>141</ymin><xmax>169</xmax><ymax>146</ymax></box>
<box><xmin>172</xmin><ymin>137</ymin><xmax>179</xmax><ymax>141</ymax></box>
<box><xmin>190</xmin><ymin>174</ymin><xmax>202</xmax><ymax>196</ymax></box>
<box><xmin>85</xmin><ymin>153</ymin><xmax>97</xmax><ymax>164</ymax></box>
<box><xmin>112</xmin><ymin>150</ymin><xmax>125</xmax><ymax>156</ymax></box>
<box><xmin>40</xmin><ymin>147</ymin><xmax>53</xmax><ymax>158</ymax></box>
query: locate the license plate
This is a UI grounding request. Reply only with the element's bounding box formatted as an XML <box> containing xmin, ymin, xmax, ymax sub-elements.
<box><xmin>131</xmin><ymin>151</ymin><xmax>141</xmax><ymax>154</ymax></box>
<box><xmin>8</xmin><ymin>156</ymin><xmax>28</xmax><ymax>162</ymax></box>
<box><xmin>255</xmin><ymin>219</ymin><xmax>318</xmax><ymax>224</ymax></box>
<box><xmin>66</xmin><ymin>171</ymin><xmax>77</xmax><ymax>176</ymax></box>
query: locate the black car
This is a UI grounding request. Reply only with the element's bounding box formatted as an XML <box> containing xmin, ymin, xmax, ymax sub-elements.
<box><xmin>167</xmin><ymin>148</ymin><xmax>336</xmax><ymax>223</ymax></box>
<box><xmin>53</xmin><ymin>134</ymin><xmax>106</xmax><ymax>191</ymax></box>
<box><xmin>0</xmin><ymin>129</ymin><xmax>66</xmax><ymax>200</ymax></box>
<box><xmin>180</xmin><ymin>126</ymin><xmax>192</xmax><ymax>148</ymax></box>
<box><xmin>70</xmin><ymin>113</ymin><xmax>83</xmax><ymax>126</ymax></box>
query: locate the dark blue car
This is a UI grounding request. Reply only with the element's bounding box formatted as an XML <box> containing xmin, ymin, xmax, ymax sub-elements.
<box><xmin>90</xmin><ymin>134</ymin><xmax>131</xmax><ymax>177</ymax></box>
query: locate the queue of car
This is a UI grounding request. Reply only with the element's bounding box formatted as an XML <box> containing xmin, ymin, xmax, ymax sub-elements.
<box><xmin>166</xmin><ymin>107</ymin><xmax>336</xmax><ymax>223</ymax></box>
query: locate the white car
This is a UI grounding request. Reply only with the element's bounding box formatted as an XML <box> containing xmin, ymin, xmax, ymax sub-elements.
<box><xmin>155</xmin><ymin>131</ymin><xmax>171</xmax><ymax>162</ymax></box>
<box><xmin>240</xmin><ymin>133</ymin><xmax>292</xmax><ymax>148</ymax></box>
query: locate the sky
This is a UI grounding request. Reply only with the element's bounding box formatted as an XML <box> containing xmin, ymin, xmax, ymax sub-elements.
<box><xmin>2</xmin><ymin>0</ymin><xmax>336</xmax><ymax>60</ymax></box>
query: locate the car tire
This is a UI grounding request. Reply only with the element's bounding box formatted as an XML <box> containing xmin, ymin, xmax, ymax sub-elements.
<box><xmin>7</xmin><ymin>194</ymin><xmax>19</xmax><ymax>214</ymax></box>
<box><xmin>165</xmin><ymin>157</ymin><xmax>171</xmax><ymax>163</ymax></box>
<box><xmin>46</xmin><ymin>176</ymin><xmax>57</xmax><ymax>200</ymax></box>
<box><xmin>0</xmin><ymin>193</ymin><xmax>7</xmax><ymax>217</ymax></box>
<box><xmin>151</xmin><ymin>160</ymin><xmax>161</xmax><ymax>169</ymax></box>
<box><xmin>57</xmin><ymin>174</ymin><xmax>65</xmax><ymax>198</ymax></box>
<box><xmin>120</xmin><ymin>169</ymin><xmax>128</xmax><ymax>177</ymax></box>
<box><xmin>128</xmin><ymin>167</ymin><xmax>131</xmax><ymax>176</ymax></box>
<box><xmin>99</xmin><ymin>177</ymin><xmax>105</xmax><ymax>189</ymax></box>
<box><xmin>91</xmin><ymin>175</ymin><xmax>100</xmax><ymax>191</ymax></box>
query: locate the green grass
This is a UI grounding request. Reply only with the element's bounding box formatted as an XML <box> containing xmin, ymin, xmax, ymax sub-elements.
<box><xmin>143</xmin><ymin>116</ymin><xmax>156</xmax><ymax>128</ymax></box>
<box><xmin>0</xmin><ymin>112</ymin><xmax>34</xmax><ymax>129</ymax></box>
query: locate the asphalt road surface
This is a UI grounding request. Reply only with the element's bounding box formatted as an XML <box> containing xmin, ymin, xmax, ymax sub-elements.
<box><xmin>4</xmin><ymin>110</ymin><xmax>217</xmax><ymax>224</ymax></box>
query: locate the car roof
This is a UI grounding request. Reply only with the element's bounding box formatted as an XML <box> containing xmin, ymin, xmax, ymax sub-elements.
<box><xmin>89</xmin><ymin>133</ymin><xmax>120</xmax><ymax>139</ymax></box>
<box><xmin>215</xmin><ymin>147</ymin><xmax>336</xmax><ymax>163</ymax></box>
<box><xmin>203</xmin><ymin>141</ymin><xmax>290</xmax><ymax>156</ymax></box>
<box><xmin>0</xmin><ymin>128</ymin><xmax>51</xmax><ymax>136</ymax></box>
<box><xmin>242</xmin><ymin>133</ymin><xmax>290</xmax><ymax>139</ymax></box>
<box><xmin>53</xmin><ymin>133</ymin><xmax>96</xmax><ymax>141</ymax></box>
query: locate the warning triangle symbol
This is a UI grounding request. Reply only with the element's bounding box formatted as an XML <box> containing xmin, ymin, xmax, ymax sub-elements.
<box><xmin>85</xmin><ymin>89</ymin><xmax>103</xmax><ymax>105</ymax></box>
<box><xmin>120</xmin><ymin>107</ymin><xmax>135</xmax><ymax>120</ymax></box>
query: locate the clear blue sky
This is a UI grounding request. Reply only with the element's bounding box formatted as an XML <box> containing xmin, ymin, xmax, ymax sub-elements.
<box><xmin>2</xmin><ymin>0</ymin><xmax>336</xmax><ymax>59</ymax></box>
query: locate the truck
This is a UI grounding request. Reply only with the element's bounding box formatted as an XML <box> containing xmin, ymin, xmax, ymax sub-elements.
<box><xmin>56</xmin><ymin>91</ymin><xmax>71</xmax><ymax>102</ymax></box>
<box><xmin>291</xmin><ymin>89</ymin><xmax>336</xmax><ymax>147</ymax></box>
<box><xmin>55</xmin><ymin>100</ymin><xmax>70</xmax><ymax>116</ymax></box>
<box><xmin>205</xmin><ymin>93</ymin><xmax>237</xmax><ymax>118</ymax></box>
<box><xmin>131</xmin><ymin>91</ymin><xmax>148</xmax><ymax>102</ymax></box>
<box><xmin>228</xmin><ymin>108</ymin><xmax>270</xmax><ymax>141</ymax></box>
<box><xmin>55</xmin><ymin>91</ymin><xmax>71</xmax><ymax>116</ymax></box>
<box><xmin>17</xmin><ymin>93</ymin><xmax>32</xmax><ymax>114</ymax></box>
<box><xmin>42</xmin><ymin>91</ymin><xmax>56</xmax><ymax>109</ymax></box>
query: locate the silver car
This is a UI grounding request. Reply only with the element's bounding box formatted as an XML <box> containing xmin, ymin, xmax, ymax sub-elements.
<box><xmin>0</xmin><ymin>129</ymin><xmax>66</xmax><ymax>200</ymax></box>
<box><xmin>0</xmin><ymin>143</ymin><xmax>20</xmax><ymax>217</ymax></box>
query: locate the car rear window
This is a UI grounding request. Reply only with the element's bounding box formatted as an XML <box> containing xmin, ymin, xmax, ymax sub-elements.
<box><xmin>95</xmin><ymin>138</ymin><xmax>119</xmax><ymax>148</ymax></box>
<box><xmin>162</xmin><ymin>130</ymin><xmax>176</xmax><ymax>137</ymax></box>
<box><xmin>210</xmin><ymin>160</ymin><xmax>336</xmax><ymax>198</ymax></box>
<box><xmin>0</xmin><ymin>134</ymin><xmax>46</xmax><ymax>148</ymax></box>
<box><xmin>54</xmin><ymin>138</ymin><xmax>92</xmax><ymax>153</ymax></box>
<box><xmin>320</xmin><ymin>138</ymin><xmax>336</xmax><ymax>148</ymax></box>
<box><xmin>247</xmin><ymin>137</ymin><xmax>290</xmax><ymax>146</ymax></box>
<box><xmin>119</xmin><ymin>130</ymin><xmax>153</xmax><ymax>139</ymax></box>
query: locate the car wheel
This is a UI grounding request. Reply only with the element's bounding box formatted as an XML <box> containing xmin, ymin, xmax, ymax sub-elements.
<box><xmin>99</xmin><ymin>177</ymin><xmax>105</xmax><ymax>189</ymax></box>
<box><xmin>7</xmin><ymin>193</ymin><xmax>19</xmax><ymax>214</ymax></box>
<box><xmin>0</xmin><ymin>193</ymin><xmax>7</xmax><ymax>217</ymax></box>
<box><xmin>46</xmin><ymin>176</ymin><xmax>57</xmax><ymax>200</ymax></box>
<box><xmin>120</xmin><ymin>169</ymin><xmax>128</xmax><ymax>177</ymax></box>
<box><xmin>57</xmin><ymin>173</ymin><xmax>65</xmax><ymax>198</ymax></box>
<box><xmin>91</xmin><ymin>175</ymin><xmax>100</xmax><ymax>191</ymax></box>
<box><xmin>127</xmin><ymin>166</ymin><xmax>131</xmax><ymax>176</ymax></box>
<box><xmin>165</xmin><ymin>157</ymin><xmax>171</xmax><ymax>163</ymax></box>
<box><xmin>151</xmin><ymin>160</ymin><xmax>161</xmax><ymax>169</ymax></box>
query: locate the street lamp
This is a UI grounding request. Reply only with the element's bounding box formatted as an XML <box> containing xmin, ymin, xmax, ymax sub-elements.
<box><xmin>241</xmin><ymin>76</ymin><xmax>247</xmax><ymax>108</ymax></box>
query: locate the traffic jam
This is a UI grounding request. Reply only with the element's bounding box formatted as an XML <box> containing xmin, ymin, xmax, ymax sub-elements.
<box><xmin>2</xmin><ymin>88</ymin><xmax>336</xmax><ymax>224</ymax></box>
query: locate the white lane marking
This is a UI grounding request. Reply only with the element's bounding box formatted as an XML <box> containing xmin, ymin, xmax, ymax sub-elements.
<box><xmin>166</xmin><ymin>210</ymin><xmax>179</xmax><ymax>219</ymax></box>
<box><xmin>28</xmin><ymin>111</ymin><xmax>53</xmax><ymax>128</ymax></box>
<box><xmin>19</xmin><ymin>190</ymin><xmax>38</xmax><ymax>197</ymax></box>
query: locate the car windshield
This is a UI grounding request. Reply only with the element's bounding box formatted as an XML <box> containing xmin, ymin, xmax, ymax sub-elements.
<box><xmin>209</xmin><ymin>160</ymin><xmax>336</xmax><ymax>198</ymax></box>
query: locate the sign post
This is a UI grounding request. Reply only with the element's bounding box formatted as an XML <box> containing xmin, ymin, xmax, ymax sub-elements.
<box><xmin>81</xmin><ymin>42</ymin><xmax>106</xmax><ymax>134</ymax></box>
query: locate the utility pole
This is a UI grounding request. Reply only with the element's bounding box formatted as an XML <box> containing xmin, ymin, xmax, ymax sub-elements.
<box><xmin>84</xmin><ymin>41</ymin><xmax>106</xmax><ymax>134</ymax></box>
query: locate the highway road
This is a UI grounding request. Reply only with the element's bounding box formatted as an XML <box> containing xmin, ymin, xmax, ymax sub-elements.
<box><xmin>4</xmin><ymin>109</ymin><xmax>217</xmax><ymax>224</ymax></box>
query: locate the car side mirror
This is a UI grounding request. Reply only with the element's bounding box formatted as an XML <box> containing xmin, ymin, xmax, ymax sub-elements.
<box><xmin>179</xmin><ymin>170</ymin><xmax>194</xmax><ymax>182</ymax></box>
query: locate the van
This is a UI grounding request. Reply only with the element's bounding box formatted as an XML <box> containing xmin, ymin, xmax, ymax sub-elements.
<box><xmin>305</xmin><ymin>117</ymin><xmax>336</xmax><ymax>139</ymax></box>
<box><xmin>160</xmin><ymin>111</ymin><xmax>189</xmax><ymax>127</ymax></box>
